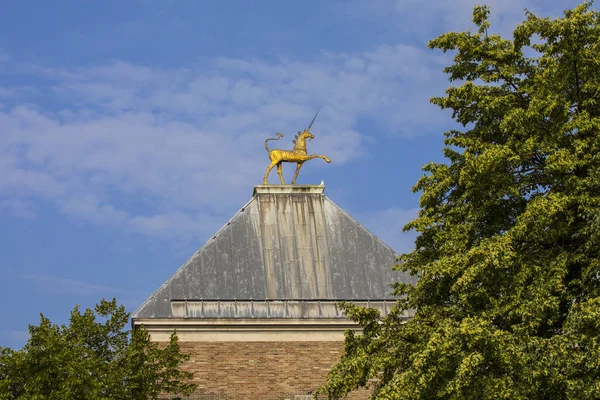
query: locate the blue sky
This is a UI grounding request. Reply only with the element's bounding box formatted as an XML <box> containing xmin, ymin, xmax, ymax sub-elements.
<box><xmin>0</xmin><ymin>0</ymin><xmax>583</xmax><ymax>348</ymax></box>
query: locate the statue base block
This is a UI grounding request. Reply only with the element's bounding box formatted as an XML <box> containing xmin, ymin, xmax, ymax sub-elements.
<box><xmin>253</xmin><ymin>184</ymin><xmax>325</xmax><ymax>196</ymax></box>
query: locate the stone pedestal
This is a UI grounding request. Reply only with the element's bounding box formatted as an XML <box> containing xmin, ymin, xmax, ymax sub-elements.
<box><xmin>253</xmin><ymin>184</ymin><xmax>325</xmax><ymax>195</ymax></box>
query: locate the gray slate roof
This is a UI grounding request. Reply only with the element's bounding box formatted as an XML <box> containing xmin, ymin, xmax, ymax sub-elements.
<box><xmin>133</xmin><ymin>185</ymin><xmax>416</xmax><ymax>319</ymax></box>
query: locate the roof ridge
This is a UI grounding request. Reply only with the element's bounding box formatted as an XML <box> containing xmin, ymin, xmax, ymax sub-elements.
<box><xmin>132</xmin><ymin>195</ymin><xmax>258</xmax><ymax>318</ymax></box>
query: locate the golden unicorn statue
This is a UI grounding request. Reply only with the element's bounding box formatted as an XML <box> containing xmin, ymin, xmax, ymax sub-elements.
<box><xmin>263</xmin><ymin>110</ymin><xmax>331</xmax><ymax>185</ymax></box>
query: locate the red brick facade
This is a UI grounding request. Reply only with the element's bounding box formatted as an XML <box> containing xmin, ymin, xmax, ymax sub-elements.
<box><xmin>165</xmin><ymin>341</ymin><xmax>370</xmax><ymax>400</ymax></box>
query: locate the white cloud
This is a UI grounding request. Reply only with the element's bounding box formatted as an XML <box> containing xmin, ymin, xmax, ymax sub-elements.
<box><xmin>59</xmin><ymin>193</ymin><xmax>127</xmax><ymax>225</ymax></box>
<box><xmin>0</xmin><ymin>199</ymin><xmax>36</xmax><ymax>218</ymax></box>
<box><xmin>0</xmin><ymin>2</ymin><xmax>584</xmax><ymax>317</ymax></box>
<box><xmin>0</xmin><ymin>86</ymin><xmax>38</xmax><ymax>98</ymax></box>
<box><xmin>0</xmin><ymin>42</ymin><xmax>446</xmax><ymax>238</ymax></box>
<box><xmin>5</xmin><ymin>0</ymin><xmax>573</xmax><ymax>239</ymax></box>
<box><xmin>393</xmin><ymin>0</ymin><xmax>536</xmax><ymax>36</ymax></box>
<box><xmin>18</xmin><ymin>274</ymin><xmax>146</xmax><ymax>297</ymax></box>
<box><xmin>342</xmin><ymin>0</ymin><xmax>582</xmax><ymax>39</ymax></box>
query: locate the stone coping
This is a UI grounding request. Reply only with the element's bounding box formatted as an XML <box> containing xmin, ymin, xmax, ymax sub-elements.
<box><xmin>253</xmin><ymin>185</ymin><xmax>325</xmax><ymax>195</ymax></box>
<box><xmin>168</xmin><ymin>299</ymin><xmax>413</xmax><ymax>319</ymax></box>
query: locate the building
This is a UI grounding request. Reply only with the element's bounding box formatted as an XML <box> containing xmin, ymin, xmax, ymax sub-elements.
<box><xmin>132</xmin><ymin>185</ymin><xmax>415</xmax><ymax>399</ymax></box>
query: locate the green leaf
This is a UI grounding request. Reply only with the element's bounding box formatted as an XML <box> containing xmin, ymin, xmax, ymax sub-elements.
<box><xmin>0</xmin><ymin>298</ymin><xmax>196</xmax><ymax>400</ymax></box>
<box><xmin>318</xmin><ymin>2</ymin><xmax>600</xmax><ymax>399</ymax></box>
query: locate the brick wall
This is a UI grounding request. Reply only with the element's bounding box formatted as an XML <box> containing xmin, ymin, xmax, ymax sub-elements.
<box><xmin>163</xmin><ymin>341</ymin><xmax>370</xmax><ymax>400</ymax></box>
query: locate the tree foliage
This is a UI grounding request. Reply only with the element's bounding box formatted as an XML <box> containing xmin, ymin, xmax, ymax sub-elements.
<box><xmin>318</xmin><ymin>2</ymin><xmax>600</xmax><ymax>399</ymax></box>
<box><xmin>0</xmin><ymin>299</ymin><xmax>196</xmax><ymax>400</ymax></box>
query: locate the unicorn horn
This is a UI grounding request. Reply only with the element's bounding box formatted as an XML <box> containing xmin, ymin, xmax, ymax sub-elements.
<box><xmin>306</xmin><ymin>108</ymin><xmax>320</xmax><ymax>131</ymax></box>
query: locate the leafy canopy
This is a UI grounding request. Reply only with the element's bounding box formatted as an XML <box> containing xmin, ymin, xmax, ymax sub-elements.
<box><xmin>318</xmin><ymin>2</ymin><xmax>600</xmax><ymax>399</ymax></box>
<box><xmin>0</xmin><ymin>299</ymin><xmax>196</xmax><ymax>400</ymax></box>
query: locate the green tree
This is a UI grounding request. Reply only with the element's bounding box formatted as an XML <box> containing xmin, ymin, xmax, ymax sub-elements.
<box><xmin>318</xmin><ymin>2</ymin><xmax>600</xmax><ymax>399</ymax></box>
<box><xmin>0</xmin><ymin>299</ymin><xmax>196</xmax><ymax>400</ymax></box>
